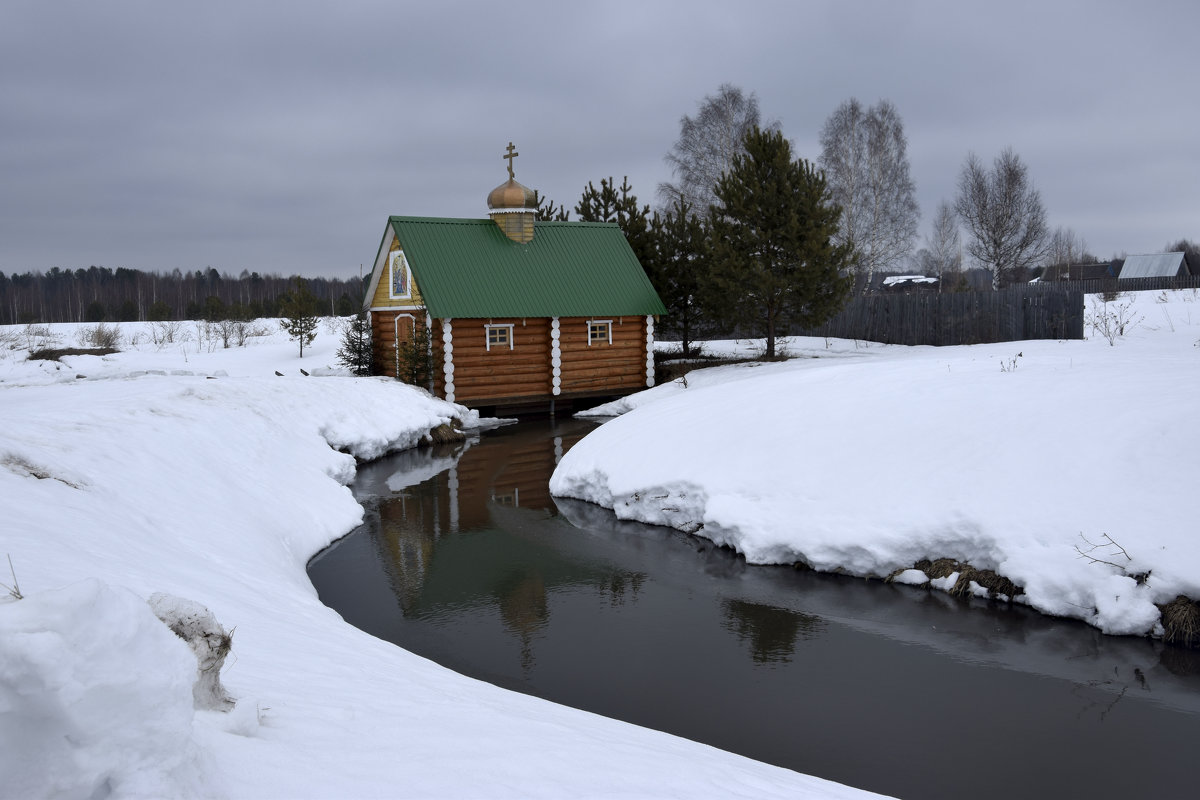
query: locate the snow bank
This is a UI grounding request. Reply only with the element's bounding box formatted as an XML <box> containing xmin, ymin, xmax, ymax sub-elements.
<box><xmin>0</xmin><ymin>320</ymin><xmax>873</xmax><ymax>799</ymax></box>
<box><xmin>552</xmin><ymin>290</ymin><xmax>1200</xmax><ymax>640</ymax></box>
<box><xmin>0</xmin><ymin>580</ymin><xmax>208</xmax><ymax>799</ymax></box>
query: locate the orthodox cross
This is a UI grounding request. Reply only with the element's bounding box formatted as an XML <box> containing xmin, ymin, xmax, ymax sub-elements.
<box><xmin>503</xmin><ymin>142</ymin><xmax>518</xmax><ymax>179</ymax></box>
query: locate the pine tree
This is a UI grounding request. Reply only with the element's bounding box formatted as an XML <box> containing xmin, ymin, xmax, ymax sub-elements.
<box><xmin>532</xmin><ymin>189</ymin><xmax>569</xmax><ymax>221</ymax></box>
<box><xmin>336</xmin><ymin>311</ymin><xmax>373</xmax><ymax>375</ymax></box>
<box><xmin>707</xmin><ymin>127</ymin><xmax>853</xmax><ymax>358</ymax></box>
<box><xmin>575</xmin><ymin>176</ymin><xmax>655</xmax><ymax>269</ymax></box>
<box><xmin>279</xmin><ymin>278</ymin><xmax>319</xmax><ymax>357</ymax></box>
<box><xmin>649</xmin><ymin>197</ymin><xmax>710</xmax><ymax>355</ymax></box>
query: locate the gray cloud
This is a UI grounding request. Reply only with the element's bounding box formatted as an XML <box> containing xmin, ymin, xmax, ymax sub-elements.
<box><xmin>2</xmin><ymin>0</ymin><xmax>1196</xmax><ymax>280</ymax></box>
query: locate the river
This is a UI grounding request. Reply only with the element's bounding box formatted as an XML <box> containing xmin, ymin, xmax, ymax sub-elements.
<box><xmin>308</xmin><ymin>418</ymin><xmax>1200</xmax><ymax>799</ymax></box>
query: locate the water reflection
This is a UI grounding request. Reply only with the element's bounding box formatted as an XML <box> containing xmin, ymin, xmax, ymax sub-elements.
<box><xmin>722</xmin><ymin>599</ymin><xmax>822</xmax><ymax>664</ymax></box>
<box><xmin>310</xmin><ymin>420</ymin><xmax>1200</xmax><ymax>800</ymax></box>
<box><xmin>343</xmin><ymin>420</ymin><xmax>649</xmax><ymax>676</ymax></box>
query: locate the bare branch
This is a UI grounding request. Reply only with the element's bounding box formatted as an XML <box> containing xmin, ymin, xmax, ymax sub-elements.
<box><xmin>819</xmin><ymin>98</ymin><xmax>919</xmax><ymax>291</ymax></box>
<box><xmin>954</xmin><ymin>147</ymin><xmax>1049</xmax><ymax>289</ymax></box>
<box><xmin>1074</xmin><ymin>532</ymin><xmax>1133</xmax><ymax>571</ymax></box>
<box><xmin>659</xmin><ymin>84</ymin><xmax>778</xmax><ymax>213</ymax></box>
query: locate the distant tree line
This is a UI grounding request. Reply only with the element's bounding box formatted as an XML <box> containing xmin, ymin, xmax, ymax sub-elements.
<box><xmin>0</xmin><ymin>266</ymin><xmax>367</xmax><ymax>325</ymax></box>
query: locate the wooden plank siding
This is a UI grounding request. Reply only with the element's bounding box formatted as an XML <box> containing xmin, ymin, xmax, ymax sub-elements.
<box><xmin>369</xmin><ymin>236</ymin><xmax>425</xmax><ymax>309</ymax></box>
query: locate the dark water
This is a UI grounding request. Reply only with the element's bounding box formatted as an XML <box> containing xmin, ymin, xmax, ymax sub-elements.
<box><xmin>309</xmin><ymin>419</ymin><xmax>1200</xmax><ymax>800</ymax></box>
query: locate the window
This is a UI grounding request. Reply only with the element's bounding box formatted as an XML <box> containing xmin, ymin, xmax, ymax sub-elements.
<box><xmin>485</xmin><ymin>324</ymin><xmax>513</xmax><ymax>351</ymax></box>
<box><xmin>587</xmin><ymin>320</ymin><xmax>612</xmax><ymax>346</ymax></box>
<box><xmin>389</xmin><ymin>250</ymin><xmax>411</xmax><ymax>299</ymax></box>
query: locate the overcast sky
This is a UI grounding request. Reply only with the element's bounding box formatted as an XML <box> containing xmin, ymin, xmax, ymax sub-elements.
<box><xmin>2</xmin><ymin>0</ymin><xmax>1197</xmax><ymax>280</ymax></box>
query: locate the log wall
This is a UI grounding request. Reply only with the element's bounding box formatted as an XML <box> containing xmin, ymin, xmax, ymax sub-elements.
<box><xmin>438</xmin><ymin>318</ymin><xmax>552</xmax><ymax>403</ymax></box>
<box><xmin>432</xmin><ymin>315</ymin><xmax>649</xmax><ymax>407</ymax></box>
<box><xmin>558</xmin><ymin>315</ymin><xmax>647</xmax><ymax>395</ymax></box>
<box><xmin>372</xmin><ymin>310</ymin><xmax>428</xmax><ymax>380</ymax></box>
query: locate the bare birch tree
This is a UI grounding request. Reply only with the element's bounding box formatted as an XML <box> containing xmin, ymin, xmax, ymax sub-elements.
<box><xmin>818</xmin><ymin>98</ymin><xmax>919</xmax><ymax>293</ymax></box>
<box><xmin>925</xmin><ymin>201</ymin><xmax>962</xmax><ymax>289</ymax></box>
<box><xmin>658</xmin><ymin>84</ymin><xmax>778</xmax><ymax>213</ymax></box>
<box><xmin>955</xmin><ymin>148</ymin><xmax>1049</xmax><ymax>289</ymax></box>
<box><xmin>1048</xmin><ymin>226</ymin><xmax>1085</xmax><ymax>262</ymax></box>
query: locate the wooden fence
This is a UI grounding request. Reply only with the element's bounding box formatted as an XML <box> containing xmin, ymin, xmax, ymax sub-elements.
<box><xmin>792</xmin><ymin>287</ymin><xmax>1084</xmax><ymax>346</ymax></box>
<box><xmin>686</xmin><ymin>277</ymin><xmax>1200</xmax><ymax>348</ymax></box>
<box><xmin>1027</xmin><ymin>275</ymin><xmax>1200</xmax><ymax>297</ymax></box>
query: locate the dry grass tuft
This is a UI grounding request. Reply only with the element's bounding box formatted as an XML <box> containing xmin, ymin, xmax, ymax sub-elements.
<box><xmin>1159</xmin><ymin>596</ymin><xmax>1200</xmax><ymax>649</ymax></box>
<box><xmin>914</xmin><ymin>558</ymin><xmax>963</xmax><ymax>579</ymax></box>
<box><xmin>892</xmin><ymin>558</ymin><xmax>1022</xmax><ymax>601</ymax></box>
<box><xmin>427</xmin><ymin>422</ymin><xmax>466</xmax><ymax>445</ymax></box>
<box><xmin>951</xmin><ymin>568</ymin><xmax>1021</xmax><ymax>600</ymax></box>
<box><xmin>28</xmin><ymin>347</ymin><xmax>118</xmax><ymax>362</ymax></box>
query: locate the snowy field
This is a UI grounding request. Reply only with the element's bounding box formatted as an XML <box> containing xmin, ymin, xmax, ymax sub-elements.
<box><xmin>553</xmin><ymin>289</ymin><xmax>1200</xmax><ymax>641</ymax></box>
<box><xmin>0</xmin><ymin>320</ymin><xmax>876</xmax><ymax>798</ymax></box>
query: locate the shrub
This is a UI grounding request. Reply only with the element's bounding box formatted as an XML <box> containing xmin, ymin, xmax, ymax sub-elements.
<box><xmin>22</xmin><ymin>324</ymin><xmax>61</xmax><ymax>352</ymax></box>
<box><xmin>75</xmin><ymin>322</ymin><xmax>122</xmax><ymax>350</ymax></box>
<box><xmin>1087</xmin><ymin>295</ymin><xmax>1143</xmax><ymax>346</ymax></box>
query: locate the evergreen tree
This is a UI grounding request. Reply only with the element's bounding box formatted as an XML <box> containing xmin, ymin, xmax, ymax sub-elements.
<box><xmin>532</xmin><ymin>189</ymin><xmax>569</xmax><ymax>221</ymax></box>
<box><xmin>202</xmin><ymin>295</ymin><xmax>227</xmax><ymax>322</ymax></box>
<box><xmin>396</xmin><ymin>319</ymin><xmax>433</xmax><ymax>387</ymax></box>
<box><xmin>649</xmin><ymin>197</ymin><xmax>711</xmax><ymax>355</ymax></box>
<box><xmin>279</xmin><ymin>278</ymin><xmax>319</xmax><ymax>357</ymax></box>
<box><xmin>708</xmin><ymin>127</ymin><xmax>853</xmax><ymax>358</ymax></box>
<box><xmin>117</xmin><ymin>299</ymin><xmax>139</xmax><ymax>322</ymax></box>
<box><xmin>336</xmin><ymin>311</ymin><xmax>373</xmax><ymax>376</ymax></box>
<box><xmin>575</xmin><ymin>176</ymin><xmax>655</xmax><ymax>268</ymax></box>
<box><xmin>334</xmin><ymin>293</ymin><xmax>357</xmax><ymax>316</ymax></box>
<box><xmin>147</xmin><ymin>300</ymin><xmax>172</xmax><ymax>321</ymax></box>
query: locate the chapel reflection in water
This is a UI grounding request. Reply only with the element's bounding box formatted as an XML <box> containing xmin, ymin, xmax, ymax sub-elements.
<box><xmin>361</xmin><ymin>420</ymin><xmax>647</xmax><ymax>673</ymax></box>
<box><xmin>310</xmin><ymin>419</ymin><xmax>1200</xmax><ymax>800</ymax></box>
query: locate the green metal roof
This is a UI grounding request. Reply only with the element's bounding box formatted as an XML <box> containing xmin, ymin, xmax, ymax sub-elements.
<box><xmin>381</xmin><ymin>216</ymin><xmax>665</xmax><ymax>318</ymax></box>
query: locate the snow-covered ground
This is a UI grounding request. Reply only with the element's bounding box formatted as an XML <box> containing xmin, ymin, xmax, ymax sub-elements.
<box><xmin>554</xmin><ymin>289</ymin><xmax>1200</xmax><ymax>640</ymax></box>
<box><xmin>0</xmin><ymin>319</ymin><xmax>876</xmax><ymax>798</ymax></box>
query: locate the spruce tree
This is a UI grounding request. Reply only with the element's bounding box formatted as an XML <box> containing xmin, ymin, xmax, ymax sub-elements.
<box><xmin>336</xmin><ymin>311</ymin><xmax>373</xmax><ymax>375</ymax></box>
<box><xmin>279</xmin><ymin>278</ymin><xmax>319</xmax><ymax>357</ymax></box>
<box><xmin>707</xmin><ymin>127</ymin><xmax>853</xmax><ymax>358</ymax></box>
<box><xmin>396</xmin><ymin>320</ymin><xmax>433</xmax><ymax>387</ymax></box>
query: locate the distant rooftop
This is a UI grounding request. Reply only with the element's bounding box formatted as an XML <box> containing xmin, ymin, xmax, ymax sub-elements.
<box><xmin>883</xmin><ymin>275</ymin><xmax>938</xmax><ymax>286</ymax></box>
<box><xmin>1119</xmin><ymin>252</ymin><xmax>1188</xmax><ymax>279</ymax></box>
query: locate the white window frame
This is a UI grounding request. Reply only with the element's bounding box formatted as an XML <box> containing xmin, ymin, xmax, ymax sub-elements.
<box><xmin>485</xmin><ymin>323</ymin><xmax>514</xmax><ymax>351</ymax></box>
<box><xmin>389</xmin><ymin>250</ymin><xmax>412</xmax><ymax>300</ymax></box>
<box><xmin>587</xmin><ymin>319</ymin><xmax>612</xmax><ymax>346</ymax></box>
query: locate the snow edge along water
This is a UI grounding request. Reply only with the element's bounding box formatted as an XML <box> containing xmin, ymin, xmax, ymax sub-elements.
<box><xmin>551</xmin><ymin>289</ymin><xmax>1200</xmax><ymax>650</ymax></box>
<box><xmin>0</xmin><ymin>321</ymin><xmax>881</xmax><ymax>799</ymax></box>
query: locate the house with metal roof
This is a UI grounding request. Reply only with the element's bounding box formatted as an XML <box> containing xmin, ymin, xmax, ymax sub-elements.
<box><xmin>363</xmin><ymin>145</ymin><xmax>665</xmax><ymax>413</ymax></box>
<box><xmin>1118</xmin><ymin>252</ymin><xmax>1192</xmax><ymax>280</ymax></box>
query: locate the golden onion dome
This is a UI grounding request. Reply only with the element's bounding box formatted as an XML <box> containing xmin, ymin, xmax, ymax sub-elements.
<box><xmin>487</xmin><ymin>177</ymin><xmax>537</xmax><ymax>211</ymax></box>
